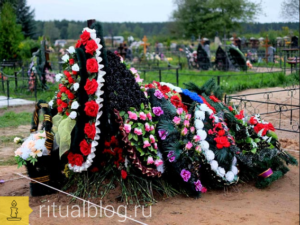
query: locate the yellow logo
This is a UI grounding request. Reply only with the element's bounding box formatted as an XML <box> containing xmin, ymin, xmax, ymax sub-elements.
<box><xmin>0</xmin><ymin>197</ymin><xmax>32</xmax><ymax>225</ymax></box>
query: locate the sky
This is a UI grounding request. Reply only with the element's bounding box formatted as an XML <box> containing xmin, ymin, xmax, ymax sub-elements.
<box><xmin>27</xmin><ymin>0</ymin><xmax>294</xmax><ymax>23</ymax></box>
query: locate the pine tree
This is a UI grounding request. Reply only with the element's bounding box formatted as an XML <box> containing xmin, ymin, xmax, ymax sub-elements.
<box><xmin>14</xmin><ymin>0</ymin><xmax>36</xmax><ymax>38</ymax></box>
<box><xmin>0</xmin><ymin>2</ymin><xmax>24</xmax><ymax>60</ymax></box>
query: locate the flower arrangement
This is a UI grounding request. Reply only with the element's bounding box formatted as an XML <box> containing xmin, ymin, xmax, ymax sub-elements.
<box><xmin>14</xmin><ymin>131</ymin><xmax>50</xmax><ymax>167</ymax></box>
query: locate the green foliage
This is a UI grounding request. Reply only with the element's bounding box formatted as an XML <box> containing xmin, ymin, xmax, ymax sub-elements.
<box><xmin>0</xmin><ymin>111</ymin><xmax>32</xmax><ymax>128</ymax></box>
<box><xmin>43</xmin><ymin>21</ymin><xmax>60</xmax><ymax>43</ymax></box>
<box><xmin>0</xmin><ymin>2</ymin><xmax>24</xmax><ymax>59</ymax></box>
<box><xmin>172</xmin><ymin>0</ymin><xmax>261</xmax><ymax>37</ymax></box>
<box><xmin>18</xmin><ymin>39</ymin><xmax>39</xmax><ymax>60</ymax></box>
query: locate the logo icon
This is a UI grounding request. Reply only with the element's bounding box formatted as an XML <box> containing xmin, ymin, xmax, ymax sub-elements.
<box><xmin>7</xmin><ymin>200</ymin><xmax>21</xmax><ymax>221</ymax></box>
<box><xmin>0</xmin><ymin>196</ymin><xmax>32</xmax><ymax>225</ymax></box>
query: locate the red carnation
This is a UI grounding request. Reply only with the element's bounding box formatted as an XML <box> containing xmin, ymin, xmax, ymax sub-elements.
<box><xmin>75</xmin><ymin>39</ymin><xmax>82</xmax><ymax>48</ymax></box>
<box><xmin>228</xmin><ymin>106</ymin><xmax>233</xmax><ymax>112</ymax></box>
<box><xmin>57</xmin><ymin>99</ymin><xmax>62</xmax><ymax>105</ymax></box>
<box><xmin>86</xmin><ymin>58</ymin><xmax>99</xmax><ymax>73</ymax></box>
<box><xmin>64</xmin><ymin>70</ymin><xmax>71</xmax><ymax>78</ymax></box>
<box><xmin>60</xmin><ymin>86</ymin><xmax>67</xmax><ymax>93</ymax></box>
<box><xmin>74</xmin><ymin>154</ymin><xmax>84</xmax><ymax>166</ymax></box>
<box><xmin>249</xmin><ymin>116</ymin><xmax>258</xmax><ymax>125</ymax></box>
<box><xmin>84</xmin><ymin>78</ymin><xmax>98</xmax><ymax>95</ymax></box>
<box><xmin>153</xmin><ymin>81</ymin><xmax>161</xmax><ymax>88</ymax></box>
<box><xmin>218</xmin><ymin>130</ymin><xmax>225</xmax><ymax>136</ymax></box>
<box><xmin>121</xmin><ymin>170</ymin><xmax>127</xmax><ymax>179</ymax></box>
<box><xmin>79</xmin><ymin>139</ymin><xmax>91</xmax><ymax>156</ymax></box>
<box><xmin>85</xmin><ymin>39</ymin><xmax>98</xmax><ymax>55</ymax></box>
<box><xmin>61</xmin><ymin>101</ymin><xmax>68</xmax><ymax>109</ymax></box>
<box><xmin>214</xmin><ymin>136</ymin><xmax>231</xmax><ymax>149</ymax></box>
<box><xmin>66</xmin><ymin>111</ymin><xmax>70</xmax><ymax>116</ymax></box>
<box><xmin>67</xmin><ymin>152</ymin><xmax>75</xmax><ymax>166</ymax></box>
<box><xmin>57</xmin><ymin>92</ymin><xmax>62</xmax><ymax>98</ymax></box>
<box><xmin>170</xmin><ymin>95</ymin><xmax>181</xmax><ymax>108</ymax></box>
<box><xmin>57</xmin><ymin>106</ymin><xmax>63</xmax><ymax>113</ymax></box>
<box><xmin>67</xmin><ymin>92</ymin><xmax>75</xmax><ymax>100</ymax></box>
<box><xmin>110</xmin><ymin>136</ymin><xmax>118</xmax><ymax>145</ymax></box>
<box><xmin>80</xmin><ymin>30</ymin><xmax>90</xmax><ymax>45</ymax></box>
<box><xmin>68</xmin><ymin>77</ymin><xmax>75</xmax><ymax>84</ymax></box>
<box><xmin>69</xmin><ymin>58</ymin><xmax>75</xmax><ymax>65</ymax></box>
<box><xmin>235</xmin><ymin>110</ymin><xmax>244</xmax><ymax>120</ymax></box>
<box><xmin>146</xmin><ymin>83</ymin><xmax>155</xmax><ymax>89</ymax></box>
<box><xmin>84</xmin><ymin>122</ymin><xmax>96</xmax><ymax>139</ymax></box>
<box><xmin>160</xmin><ymin>85</ymin><xmax>171</xmax><ymax>94</ymax></box>
<box><xmin>84</xmin><ymin>101</ymin><xmax>99</xmax><ymax>117</ymax></box>
<box><xmin>72</xmin><ymin>70</ymin><xmax>78</xmax><ymax>75</ymax></box>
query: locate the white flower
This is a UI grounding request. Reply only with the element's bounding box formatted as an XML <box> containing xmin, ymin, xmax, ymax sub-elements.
<box><xmin>200</xmin><ymin>141</ymin><xmax>209</xmax><ymax>151</ymax></box>
<box><xmin>217</xmin><ymin>167</ymin><xmax>225</xmax><ymax>177</ymax></box>
<box><xmin>232</xmin><ymin>156</ymin><xmax>237</xmax><ymax>166</ymax></box>
<box><xmin>35</xmin><ymin>139</ymin><xmax>47</xmax><ymax>152</ymax></box>
<box><xmin>73</xmin><ymin>83</ymin><xmax>79</xmax><ymax>91</ymax></box>
<box><xmin>14</xmin><ymin>137</ymin><xmax>21</xmax><ymax>144</ymax></box>
<box><xmin>48</xmin><ymin>100</ymin><xmax>54</xmax><ymax>109</ymax></box>
<box><xmin>62</xmin><ymin>54</ymin><xmax>69</xmax><ymax>62</ymax></box>
<box><xmin>225</xmin><ymin>171</ymin><xmax>235</xmax><ymax>182</ymax></box>
<box><xmin>21</xmin><ymin>147</ymin><xmax>31</xmax><ymax>160</ymax></box>
<box><xmin>69</xmin><ymin>111</ymin><xmax>77</xmax><ymax>119</ymax></box>
<box><xmin>205</xmin><ymin>150</ymin><xmax>215</xmax><ymax>161</ymax></box>
<box><xmin>55</xmin><ymin>73</ymin><xmax>63</xmax><ymax>82</ymax></box>
<box><xmin>210</xmin><ymin>160</ymin><xmax>218</xmax><ymax>171</ymax></box>
<box><xmin>231</xmin><ymin>166</ymin><xmax>239</xmax><ymax>175</ymax></box>
<box><xmin>83</xmin><ymin>27</ymin><xmax>96</xmax><ymax>39</ymax></box>
<box><xmin>195</xmin><ymin>110</ymin><xmax>205</xmax><ymax>120</ymax></box>
<box><xmin>197</xmin><ymin>130</ymin><xmax>207</xmax><ymax>140</ymax></box>
<box><xmin>72</xmin><ymin>63</ymin><xmax>80</xmax><ymax>72</ymax></box>
<box><xmin>195</xmin><ymin>119</ymin><xmax>204</xmax><ymax>130</ymax></box>
<box><xmin>67</xmin><ymin>46</ymin><xmax>76</xmax><ymax>54</ymax></box>
<box><xmin>71</xmin><ymin>101</ymin><xmax>79</xmax><ymax>110</ymax></box>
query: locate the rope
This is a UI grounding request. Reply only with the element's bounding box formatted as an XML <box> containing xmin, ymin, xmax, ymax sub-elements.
<box><xmin>14</xmin><ymin>173</ymin><xmax>148</xmax><ymax>225</ymax></box>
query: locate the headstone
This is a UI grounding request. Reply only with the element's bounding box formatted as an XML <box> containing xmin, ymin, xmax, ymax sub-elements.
<box><xmin>227</xmin><ymin>47</ymin><xmax>247</xmax><ymax>71</ymax></box>
<box><xmin>214</xmin><ymin>36</ymin><xmax>222</xmax><ymax>46</ymax></box>
<box><xmin>291</xmin><ymin>36</ymin><xmax>299</xmax><ymax>48</ymax></box>
<box><xmin>197</xmin><ymin>44</ymin><xmax>210</xmax><ymax>70</ymax></box>
<box><xmin>215</xmin><ymin>46</ymin><xmax>230</xmax><ymax>71</ymax></box>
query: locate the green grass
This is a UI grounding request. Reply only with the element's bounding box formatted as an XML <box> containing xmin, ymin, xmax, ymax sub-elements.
<box><xmin>0</xmin><ymin>155</ymin><xmax>17</xmax><ymax>166</ymax></box>
<box><xmin>0</xmin><ymin>111</ymin><xmax>32</xmax><ymax>128</ymax></box>
<box><xmin>141</xmin><ymin>69</ymin><xmax>298</xmax><ymax>94</ymax></box>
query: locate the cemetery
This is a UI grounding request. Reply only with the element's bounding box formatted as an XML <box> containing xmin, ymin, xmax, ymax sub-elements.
<box><xmin>0</xmin><ymin>0</ymin><xmax>299</xmax><ymax>224</ymax></box>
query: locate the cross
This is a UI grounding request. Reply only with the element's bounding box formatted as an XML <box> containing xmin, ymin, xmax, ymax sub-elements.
<box><xmin>140</xmin><ymin>36</ymin><xmax>150</xmax><ymax>54</ymax></box>
<box><xmin>263</xmin><ymin>36</ymin><xmax>271</xmax><ymax>63</ymax></box>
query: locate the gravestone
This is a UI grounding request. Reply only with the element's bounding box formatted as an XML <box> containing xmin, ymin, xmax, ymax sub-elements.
<box><xmin>196</xmin><ymin>44</ymin><xmax>210</xmax><ymax>70</ymax></box>
<box><xmin>291</xmin><ymin>36</ymin><xmax>299</xmax><ymax>48</ymax></box>
<box><xmin>215</xmin><ymin>46</ymin><xmax>230</xmax><ymax>71</ymax></box>
<box><xmin>227</xmin><ymin>46</ymin><xmax>247</xmax><ymax>71</ymax></box>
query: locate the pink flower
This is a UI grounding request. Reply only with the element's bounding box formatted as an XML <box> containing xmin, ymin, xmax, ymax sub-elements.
<box><xmin>134</xmin><ymin>128</ymin><xmax>142</xmax><ymax>135</ymax></box>
<box><xmin>139</xmin><ymin>112</ymin><xmax>147</xmax><ymax>120</ymax></box>
<box><xmin>190</xmin><ymin>127</ymin><xmax>195</xmax><ymax>133</ymax></box>
<box><xmin>147</xmin><ymin>156</ymin><xmax>154</xmax><ymax>164</ymax></box>
<box><xmin>173</xmin><ymin>116</ymin><xmax>181</xmax><ymax>125</ymax></box>
<box><xmin>130</xmin><ymin>68</ymin><xmax>138</xmax><ymax>74</ymax></box>
<box><xmin>195</xmin><ymin>145</ymin><xmax>202</xmax><ymax>152</ymax></box>
<box><xmin>154</xmin><ymin>143</ymin><xmax>158</xmax><ymax>149</ymax></box>
<box><xmin>201</xmin><ymin>187</ymin><xmax>207</xmax><ymax>193</ymax></box>
<box><xmin>153</xmin><ymin>107</ymin><xmax>164</xmax><ymax>116</ymax></box>
<box><xmin>208</xmin><ymin>129</ymin><xmax>214</xmax><ymax>135</ymax></box>
<box><xmin>193</xmin><ymin>135</ymin><xmax>201</xmax><ymax>142</ymax></box>
<box><xmin>124</xmin><ymin>124</ymin><xmax>131</xmax><ymax>133</ymax></box>
<box><xmin>184</xmin><ymin>120</ymin><xmax>190</xmax><ymax>127</ymax></box>
<box><xmin>128</xmin><ymin>111</ymin><xmax>138</xmax><ymax>120</ymax></box>
<box><xmin>154</xmin><ymin>159</ymin><xmax>163</xmax><ymax>166</ymax></box>
<box><xmin>143</xmin><ymin>140</ymin><xmax>151</xmax><ymax>148</ymax></box>
<box><xmin>180</xmin><ymin>169</ymin><xmax>191</xmax><ymax>182</ymax></box>
<box><xmin>149</xmin><ymin>135</ymin><xmax>155</xmax><ymax>143</ymax></box>
<box><xmin>147</xmin><ymin>112</ymin><xmax>152</xmax><ymax>120</ymax></box>
<box><xmin>145</xmin><ymin>123</ymin><xmax>151</xmax><ymax>132</ymax></box>
<box><xmin>154</xmin><ymin>90</ymin><xmax>164</xmax><ymax>99</ymax></box>
<box><xmin>150</xmin><ymin>125</ymin><xmax>155</xmax><ymax>131</ymax></box>
<box><xmin>194</xmin><ymin>180</ymin><xmax>203</xmax><ymax>192</ymax></box>
<box><xmin>185</xmin><ymin>141</ymin><xmax>193</xmax><ymax>150</ymax></box>
<box><xmin>185</xmin><ymin>114</ymin><xmax>191</xmax><ymax>120</ymax></box>
<box><xmin>177</xmin><ymin>108</ymin><xmax>183</xmax><ymax>115</ymax></box>
<box><xmin>181</xmin><ymin>127</ymin><xmax>188</xmax><ymax>136</ymax></box>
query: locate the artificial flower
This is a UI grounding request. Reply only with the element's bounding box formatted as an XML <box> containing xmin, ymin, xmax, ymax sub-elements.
<box><xmin>195</xmin><ymin>111</ymin><xmax>205</xmax><ymax>120</ymax></box>
<box><xmin>190</xmin><ymin>127</ymin><xmax>195</xmax><ymax>133</ymax></box>
<box><xmin>73</xmin><ymin>83</ymin><xmax>79</xmax><ymax>91</ymax></box>
<box><xmin>185</xmin><ymin>141</ymin><xmax>193</xmax><ymax>150</ymax></box>
<box><xmin>235</xmin><ymin>110</ymin><xmax>244</xmax><ymax>120</ymax></box>
<box><xmin>62</xmin><ymin>54</ymin><xmax>69</xmax><ymax>62</ymax></box>
<box><xmin>210</xmin><ymin>160</ymin><xmax>218</xmax><ymax>171</ymax></box>
<box><xmin>146</xmin><ymin>112</ymin><xmax>152</xmax><ymax>120</ymax></box>
<box><xmin>55</xmin><ymin>73</ymin><xmax>63</xmax><ymax>82</ymax></box>
<box><xmin>177</xmin><ymin>108</ymin><xmax>183</xmax><ymax>115</ymax></box>
<box><xmin>170</xmin><ymin>95</ymin><xmax>181</xmax><ymax>107</ymax></box>
<box><xmin>69</xmin><ymin>111</ymin><xmax>77</xmax><ymax>119</ymax></box>
<box><xmin>169</xmin><ymin>156</ymin><xmax>175</xmax><ymax>162</ymax></box>
<box><xmin>84</xmin><ymin>101</ymin><xmax>99</xmax><ymax>117</ymax></box>
<box><xmin>249</xmin><ymin>116</ymin><xmax>258</xmax><ymax>125</ymax></box>
<box><xmin>173</xmin><ymin>116</ymin><xmax>181</xmax><ymax>125</ymax></box>
<box><xmin>154</xmin><ymin>90</ymin><xmax>164</xmax><ymax>99</ymax></box>
<box><xmin>150</xmin><ymin>125</ymin><xmax>155</xmax><ymax>131</ymax></box>
<box><xmin>195</xmin><ymin>120</ymin><xmax>204</xmax><ymax>130</ymax></box>
<box><xmin>158</xmin><ymin>129</ymin><xmax>168</xmax><ymax>140</ymax></box>
<box><xmin>149</xmin><ymin>135</ymin><xmax>155</xmax><ymax>143</ymax></box>
<box><xmin>153</xmin><ymin>143</ymin><xmax>158</xmax><ymax>149</ymax></box>
<box><xmin>225</xmin><ymin>171</ymin><xmax>235</xmax><ymax>182</ymax></box>
<box><xmin>48</xmin><ymin>100</ymin><xmax>54</xmax><ymax>109</ymax></box>
<box><xmin>67</xmin><ymin>46</ymin><xmax>76</xmax><ymax>54</ymax></box>
<box><xmin>79</xmin><ymin>139</ymin><xmax>91</xmax><ymax>156</ymax></box>
<box><xmin>195</xmin><ymin>145</ymin><xmax>202</xmax><ymax>152</ymax></box>
<box><xmin>68</xmin><ymin>152</ymin><xmax>75</xmax><ymax>166</ymax></box>
<box><xmin>134</xmin><ymin>128</ymin><xmax>142</xmax><ymax>136</ymax></box>
<box><xmin>124</xmin><ymin>124</ymin><xmax>131</xmax><ymax>133</ymax></box>
<box><xmin>86</xmin><ymin>58</ymin><xmax>99</xmax><ymax>73</ymax></box>
<box><xmin>71</xmin><ymin>101</ymin><xmax>79</xmax><ymax>110</ymax></box>
<box><xmin>214</xmin><ymin>136</ymin><xmax>231</xmax><ymax>149</ymax></box>
<box><xmin>75</xmin><ymin>39</ymin><xmax>82</xmax><ymax>48</ymax></box>
<box><xmin>139</xmin><ymin>112</ymin><xmax>147</xmax><ymax>120</ymax></box>
<box><xmin>152</xmin><ymin>107</ymin><xmax>164</xmax><ymax>116</ymax></box>
<box><xmin>217</xmin><ymin>167</ymin><xmax>226</xmax><ymax>177</ymax></box>
<box><xmin>206</xmin><ymin>150</ymin><xmax>215</xmax><ymax>161</ymax></box>
<box><xmin>154</xmin><ymin>159</ymin><xmax>163</xmax><ymax>166</ymax></box>
<box><xmin>145</xmin><ymin>123</ymin><xmax>151</xmax><ymax>132</ymax></box>
<box><xmin>69</xmin><ymin>58</ymin><xmax>75</xmax><ymax>65</ymax></box>
<box><xmin>194</xmin><ymin>180</ymin><xmax>203</xmax><ymax>192</ymax></box>
<box><xmin>193</xmin><ymin>135</ymin><xmax>201</xmax><ymax>142</ymax></box>
<box><xmin>128</xmin><ymin>111</ymin><xmax>138</xmax><ymax>120</ymax></box>
<box><xmin>84</xmin><ymin>79</ymin><xmax>98</xmax><ymax>95</ymax></box>
<box><xmin>72</xmin><ymin>63</ymin><xmax>80</xmax><ymax>72</ymax></box>
<box><xmin>80</xmin><ymin>30</ymin><xmax>90</xmax><ymax>45</ymax></box>
<box><xmin>143</xmin><ymin>140</ymin><xmax>151</xmax><ymax>148</ymax></box>
<box><xmin>228</xmin><ymin>106</ymin><xmax>233</xmax><ymax>112</ymax></box>
<box><xmin>218</xmin><ymin>130</ymin><xmax>225</xmax><ymax>136</ymax></box>
<box><xmin>84</xmin><ymin>123</ymin><xmax>96</xmax><ymax>139</ymax></box>
<box><xmin>201</xmin><ymin>187</ymin><xmax>207</xmax><ymax>193</ymax></box>
<box><xmin>85</xmin><ymin>39</ymin><xmax>98</xmax><ymax>55</ymax></box>
<box><xmin>181</xmin><ymin>127</ymin><xmax>188</xmax><ymax>136</ymax></box>
<box><xmin>74</xmin><ymin>154</ymin><xmax>84</xmax><ymax>166</ymax></box>
<box><xmin>160</xmin><ymin>85</ymin><xmax>171</xmax><ymax>94</ymax></box>
<box><xmin>121</xmin><ymin>170</ymin><xmax>127</xmax><ymax>179</ymax></box>
<box><xmin>184</xmin><ymin>120</ymin><xmax>190</xmax><ymax>127</ymax></box>
<box><xmin>14</xmin><ymin>137</ymin><xmax>22</xmax><ymax>144</ymax></box>
<box><xmin>180</xmin><ymin>169</ymin><xmax>191</xmax><ymax>182</ymax></box>
<box><xmin>147</xmin><ymin>156</ymin><xmax>154</xmax><ymax>164</ymax></box>
<box><xmin>185</xmin><ymin>114</ymin><xmax>191</xmax><ymax>120</ymax></box>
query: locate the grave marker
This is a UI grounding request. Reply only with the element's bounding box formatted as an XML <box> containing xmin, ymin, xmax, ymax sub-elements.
<box><xmin>140</xmin><ymin>36</ymin><xmax>150</xmax><ymax>55</ymax></box>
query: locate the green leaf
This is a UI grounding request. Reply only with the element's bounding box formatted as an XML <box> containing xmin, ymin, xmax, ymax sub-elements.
<box><xmin>141</xmin><ymin>103</ymin><xmax>145</xmax><ymax>110</ymax></box>
<box><xmin>133</xmin><ymin>134</ymin><xmax>138</xmax><ymax>142</ymax></box>
<box><xmin>128</xmin><ymin>133</ymin><xmax>133</xmax><ymax>140</ymax></box>
<box><xmin>119</xmin><ymin>111</ymin><xmax>125</xmax><ymax>117</ymax></box>
<box><xmin>129</xmin><ymin>107</ymin><xmax>136</xmax><ymax>112</ymax></box>
<box><xmin>251</xmin><ymin>148</ymin><xmax>257</xmax><ymax>154</ymax></box>
<box><xmin>254</xmin><ymin>138</ymin><xmax>261</xmax><ymax>143</ymax></box>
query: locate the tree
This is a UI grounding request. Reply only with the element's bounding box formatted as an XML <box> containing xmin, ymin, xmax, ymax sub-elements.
<box><xmin>281</xmin><ymin>0</ymin><xmax>299</xmax><ymax>21</ymax></box>
<box><xmin>172</xmin><ymin>0</ymin><xmax>261</xmax><ymax>38</ymax></box>
<box><xmin>67</xmin><ymin>23</ymin><xmax>81</xmax><ymax>39</ymax></box>
<box><xmin>0</xmin><ymin>0</ymin><xmax>35</xmax><ymax>38</ymax></box>
<box><xmin>43</xmin><ymin>22</ymin><xmax>60</xmax><ymax>43</ymax></box>
<box><xmin>0</xmin><ymin>2</ymin><xmax>24</xmax><ymax>59</ymax></box>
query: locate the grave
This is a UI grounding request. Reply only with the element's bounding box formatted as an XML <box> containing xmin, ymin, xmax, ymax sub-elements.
<box><xmin>215</xmin><ymin>46</ymin><xmax>230</xmax><ymax>71</ymax></box>
<box><xmin>227</xmin><ymin>46</ymin><xmax>247</xmax><ymax>71</ymax></box>
<box><xmin>196</xmin><ymin>43</ymin><xmax>210</xmax><ymax>70</ymax></box>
